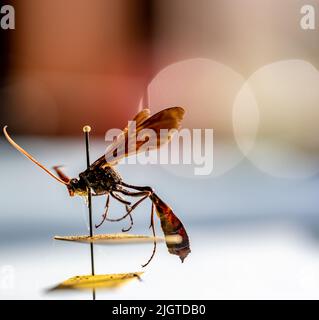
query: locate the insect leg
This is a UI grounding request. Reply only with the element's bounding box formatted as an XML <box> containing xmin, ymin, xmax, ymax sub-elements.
<box><xmin>110</xmin><ymin>191</ymin><xmax>131</xmax><ymax>205</ymax></box>
<box><xmin>105</xmin><ymin>190</ymin><xmax>150</xmax><ymax>223</ymax></box>
<box><xmin>120</xmin><ymin>182</ymin><xmax>154</xmax><ymax>194</ymax></box>
<box><xmin>118</xmin><ymin>188</ymin><xmax>151</xmax><ymax>197</ymax></box>
<box><xmin>141</xmin><ymin>203</ymin><xmax>157</xmax><ymax>268</ymax></box>
<box><xmin>121</xmin><ymin>205</ymin><xmax>134</xmax><ymax>232</ymax></box>
<box><xmin>121</xmin><ymin>183</ymin><xmax>191</xmax><ymax>264</ymax></box>
<box><xmin>95</xmin><ymin>194</ymin><xmax>110</xmax><ymax>228</ymax></box>
<box><xmin>117</xmin><ymin>185</ymin><xmax>160</xmax><ymax>266</ymax></box>
<box><xmin>110</xmin><ymin>191</ymin><xmax>134</xmax><ymax>232</ymax></box>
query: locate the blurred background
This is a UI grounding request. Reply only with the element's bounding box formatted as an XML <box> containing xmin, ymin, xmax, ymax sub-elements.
<box><xmin>1</xmin><ymin>0</ymin><xmax>319</xmax><ymax>299</ymax></box>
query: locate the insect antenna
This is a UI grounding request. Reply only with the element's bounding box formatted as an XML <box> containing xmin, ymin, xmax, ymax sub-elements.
<box><xmin>3</xmin><ymin>126</ymin><xmax>68</xmax><ymax>185</ymax></box>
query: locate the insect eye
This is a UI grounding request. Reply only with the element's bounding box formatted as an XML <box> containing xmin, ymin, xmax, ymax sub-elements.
<box><xmin>71</xmin><ymin>178</ymin><xmax>78</xmax><ymax>185</ymax></box>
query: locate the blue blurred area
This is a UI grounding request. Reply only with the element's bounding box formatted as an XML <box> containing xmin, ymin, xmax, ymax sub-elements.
<box><xmin>1</xmin><ymin>137</ymin><xmax>319</xmax><ymax>246</ymax></box>
<box><xmin>1</xmin><ymin>137</ymin><xmax>319</xmax><ymax>299</ymax></box>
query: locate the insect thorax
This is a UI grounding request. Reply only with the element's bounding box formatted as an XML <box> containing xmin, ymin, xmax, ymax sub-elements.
<box><xmin>79</xmin><ymin>166</ymin><xmax>122</xmax><ymax>195</ymax></box>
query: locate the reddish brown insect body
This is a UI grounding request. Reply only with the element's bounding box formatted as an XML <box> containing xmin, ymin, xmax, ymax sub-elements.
<box><xmin>3</xmin><ymin>107</ymin><xmax>191</xmax><ymax>266</ymax></box>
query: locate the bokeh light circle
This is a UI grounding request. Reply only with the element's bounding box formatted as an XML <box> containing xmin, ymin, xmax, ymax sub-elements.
<box><xmin>140</xmin><ymin>58</ymin><xmax>258</xmax><ymax>179</ymax></box>
<box><xmin>234</xmin><ymin>60</ymin><xmax>319</xmax><ymax>179</ymax></box>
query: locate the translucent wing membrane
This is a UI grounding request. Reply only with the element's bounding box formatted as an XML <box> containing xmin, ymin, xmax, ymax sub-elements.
<box><xmin>92</xmin><ymin>107</ymin><xmax>185</xmax><ymax>168</ymax></box>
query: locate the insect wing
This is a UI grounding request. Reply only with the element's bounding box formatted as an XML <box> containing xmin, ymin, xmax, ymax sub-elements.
<box><xmin>90</xmin><ymin>108</ymin><xmax>151</xmax><ymax>168</ymax></box>
<box><xmin>101</xmin><ymin>107</ymin><xmax>185</xmax><ymax>167</ymax></box>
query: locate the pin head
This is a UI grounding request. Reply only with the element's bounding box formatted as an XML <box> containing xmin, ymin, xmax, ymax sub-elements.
<box><xmin>83</xmin><ymin>125</ymin><xmax>91</xmax><ymax>133</ymax></box>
